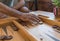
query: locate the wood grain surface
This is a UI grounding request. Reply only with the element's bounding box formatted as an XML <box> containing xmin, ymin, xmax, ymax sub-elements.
<box><xmin>0</xmin><ymin>11</ymin><xmax>60</xmax><ymax>41</ymax></box>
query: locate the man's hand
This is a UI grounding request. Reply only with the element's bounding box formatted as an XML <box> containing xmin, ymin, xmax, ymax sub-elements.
<box><xmin>0</xmin><ymin>2</ymin><xmax>42</xmax><ymax>25</ymax></box>
<box><xmin>19</xmin><ymin>13</ymin><xmax>41</xmax><ymax>24</ymax></box>
<box><xmin>13</xmin><ymin>0</ymin><xmax>25</xmax><ymax>9</ymax></box>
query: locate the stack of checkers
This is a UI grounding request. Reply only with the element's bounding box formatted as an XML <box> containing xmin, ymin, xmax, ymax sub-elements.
<box><xmin>53</xmin><ymin>25</ymin><xmax>60</xmax><ymax>33</ymax></box>
<box><xmin>17</xmin><ymin>19</ymin><xmax>43</xmax><ymax>27</ymax></box>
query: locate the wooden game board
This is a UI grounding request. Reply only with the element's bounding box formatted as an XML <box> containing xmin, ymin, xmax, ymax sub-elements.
<box><xmin>29</xmin><ymin>11</ymin><xmax>60</xmax><ymax>41</ymax></box>
<box><xmin>0</xmin><ymin>11</ymin><xmax>60</xmax><ymax>41</ymax></box>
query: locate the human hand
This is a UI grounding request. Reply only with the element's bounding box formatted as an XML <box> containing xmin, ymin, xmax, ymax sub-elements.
<box><xmin>19</xmin><ymin>13</ymin><xmax>41</xmax><ymax>24</ymax></box>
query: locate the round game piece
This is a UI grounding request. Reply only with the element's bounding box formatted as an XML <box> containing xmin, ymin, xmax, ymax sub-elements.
<box><xmin>40</xmin><ymin>38</ymin><xmax>43</xmax><ymax>40</ymax></box>
<box><xmin>0</xmin><ymin>35</ymin><xmax>13</xmax><ymax>40</ymax></box>
<box><xmin>3</xmin><ymin>35</ymin><xmax>13</xmax><ymax>40</ymax></box>
<box><xmin>39</xmin><ymin>21</ymin><xmax>43</xmax><ymax>25</ymax></box>
<box><xmin>53</xmin><ymin>25</ymin><xmax>58</xmax><ymax>29</ymax></box>
<box><xmin>57</xmin><ymin>27</ymin><xmax>60</xmax><ymax>30</ymax></box>
<box><xmin>0</xmin><ymin>35</ymin><xmax>5</xmax><ymax>40</ymax></box>
<box><xmin>53</xmin><ymin>25</ymin><xmax>60</xmax><ymax>31</ymax></box>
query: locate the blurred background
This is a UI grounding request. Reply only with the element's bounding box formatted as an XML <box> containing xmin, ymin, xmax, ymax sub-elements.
<box><xmin>1</xmin><ymin>0</ymin><xmax>55</xmax><ymax>12</ymax></box>
<box><xmin>25</xmin><ymin>0</ymin><xmax>54</xmax><ymax>12</ymax></box>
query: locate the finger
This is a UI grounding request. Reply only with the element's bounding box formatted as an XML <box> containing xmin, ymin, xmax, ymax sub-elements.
<box><xmin>28</xmin><ymin>19</ymin><xmax>38</xmax><ymax>25</ymax></box>
<box><xmin>29</xmin><ymin>14</ymin><xmax>41</xmax><ymax>23</ymax></box>
<box><xmin>31</xmin><ymin>15</ymin><xmax>43</xmax><ymax>24</ymax></box>
<box><xmin>31</xmin><ymin>14</ymin><xmax>41</xmax><ymax>22</ymax></box>
<box><xmin>19</xmin><ymin>15</ymin><xmax>37</xmax><ymax>25</ymax></box>
<box><xmin>20</xmin><ymin>17</ymin><xmax>29</xmax><ymax>21</ymax></box>
<box><xmin>29</xmin><ymin>16</ymin><xmax>39</xmax><ymax>24</ymax></box>
<box><xmin>34</xmin><ymin>16</ymin><xmax>41</xmax><ymax>22</ymax></box>
<box><xmin>26</xmin><ymin>14</ymin><xmax>40</xmax><ymax>24</ymax></box>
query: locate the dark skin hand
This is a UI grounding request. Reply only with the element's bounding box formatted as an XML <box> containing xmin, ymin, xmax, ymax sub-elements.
<box><xmin>20</xmin><ymin>13</ymin><xmax>41</xmax><ymax>24</ymax></box>
<box><xmin>0</xmin><ymin>2</ymin><xmax>41</xmax><ymax>24</ymax></box>
<box><xmin>13</xmin><ymin>0</ymin><xmax>25</xmax><ymax>9</ymax></box>
<box><xmin>13</xmin><ymin>0</ymin><xmax>30</xmax><ymax>13</ymax></box>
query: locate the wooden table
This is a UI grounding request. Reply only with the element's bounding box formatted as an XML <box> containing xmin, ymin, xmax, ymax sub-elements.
<box><xmin>29</xmin><ymin>11</ymin><xmax>60</xmax><ymax>41</ymax></box>
<box><xmin>0</xmin><ymin>11</ymin><xmax>60</xmax><ymax>41</ymax></box>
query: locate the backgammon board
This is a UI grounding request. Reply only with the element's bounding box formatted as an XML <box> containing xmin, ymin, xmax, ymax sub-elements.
<box><xmin>0</xmin><ymin>11</ymin><xmax>60</xmax><ymax>41</ymax></box>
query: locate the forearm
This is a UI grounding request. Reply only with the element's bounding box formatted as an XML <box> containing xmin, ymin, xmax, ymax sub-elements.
<box><xmin>13</xmin><ymin>0</ymin><xmax>25</xmax><ymax>9</ymax></box>
<box><xmin>0</xmin><ymin>2</ymin><xmax>23</xmax><ymax>18</ymax></box>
